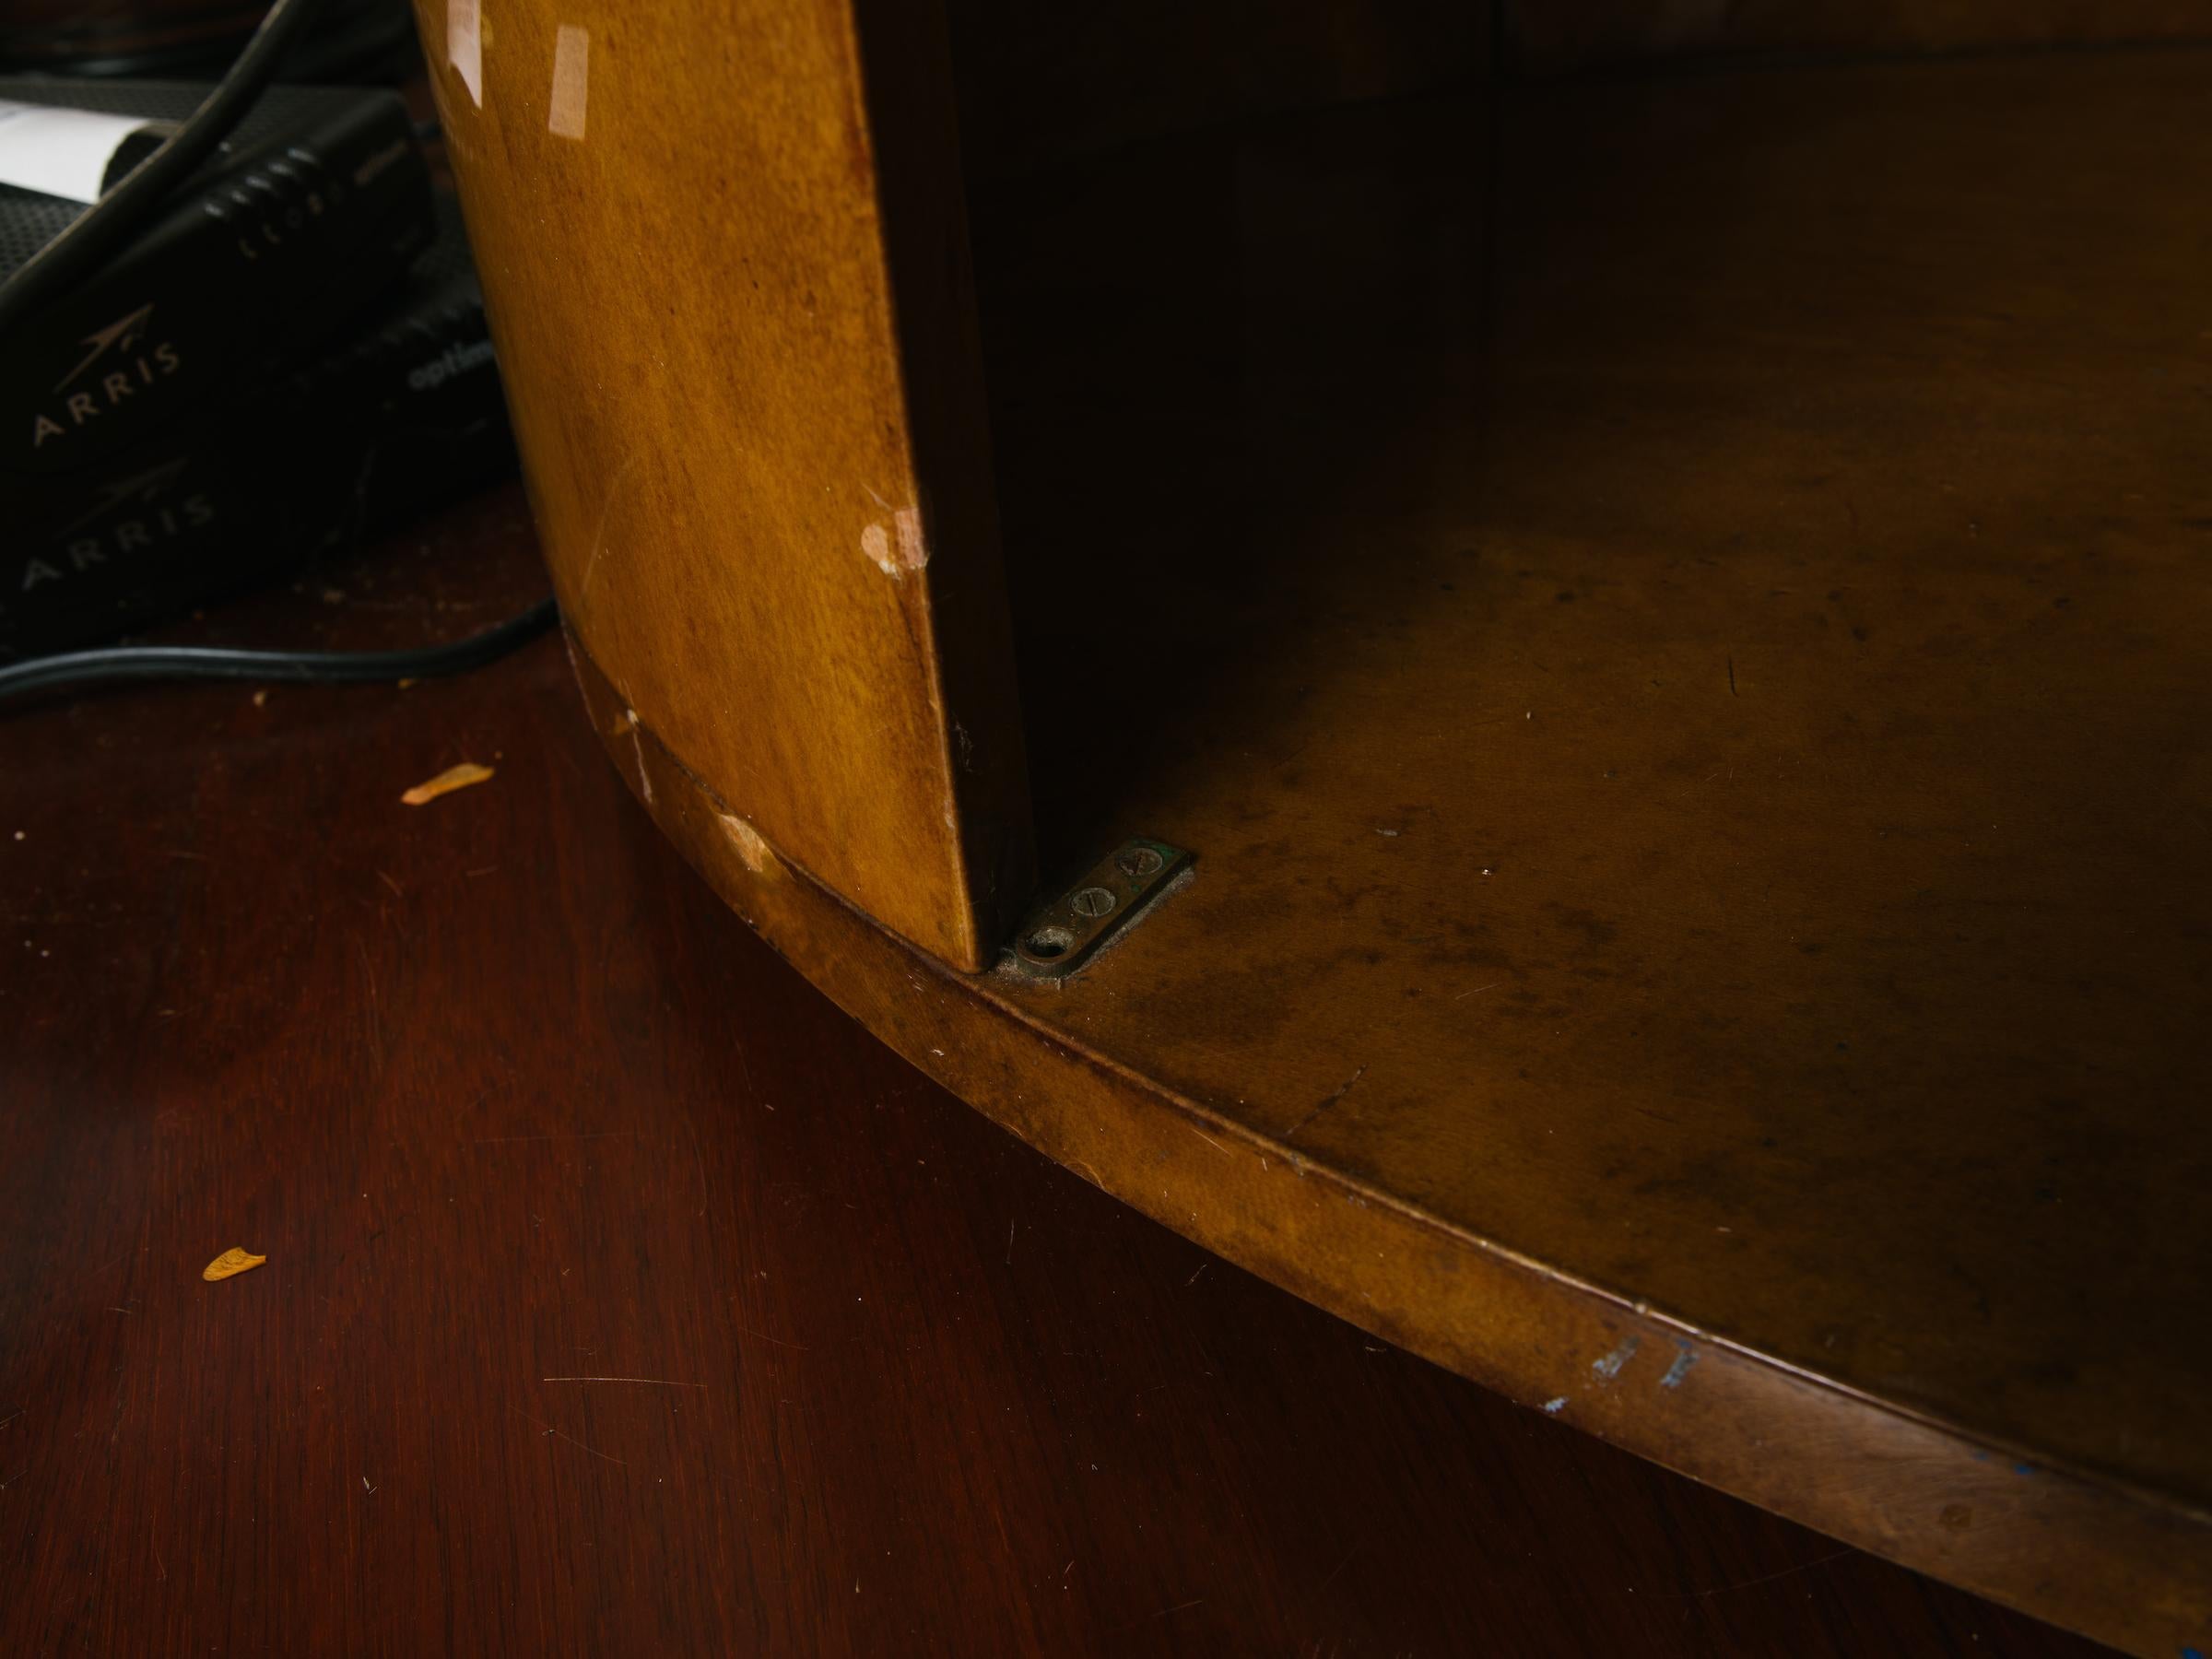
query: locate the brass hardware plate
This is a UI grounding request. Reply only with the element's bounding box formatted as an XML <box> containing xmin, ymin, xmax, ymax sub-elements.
<box><xmin>1003</xmin><ymin>837</ymin><xmax>1192</xmax><ymax>980</ymax></box>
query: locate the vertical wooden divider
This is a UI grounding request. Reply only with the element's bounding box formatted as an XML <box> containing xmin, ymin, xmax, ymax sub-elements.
<box><xmin>416</xmin><ymin>0</ymin><xmax>1033</xmax><ymax>969</ymax></box>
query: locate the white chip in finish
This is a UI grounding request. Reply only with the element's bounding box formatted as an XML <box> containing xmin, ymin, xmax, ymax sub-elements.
<box><xmin>449</xmin><ymin>0</ymin><xmax>485</xmax><ymax>105</ymax></box>
<box><xmin>548</xmin><ymin>26</ymin><xmax>589</xmax><ymax>140</ymax></box>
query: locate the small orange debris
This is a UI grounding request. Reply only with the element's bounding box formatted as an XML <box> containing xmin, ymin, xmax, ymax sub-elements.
<box><xmin>401</xmin><ymin>761</ymin><xmax>495</xmax><ymax>806</ymax></box>
<box><xmin>203</xmin><ymin>1247</ymin><xmax>266</xmax><ymax>1282</ymax></box>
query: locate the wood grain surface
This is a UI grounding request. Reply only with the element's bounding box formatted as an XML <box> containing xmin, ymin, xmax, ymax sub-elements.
<box><xmin>979</xmin><ymin>45</ymin><xmax>2212</xmax><ymax>1535</ymax></box>
<box><xmin>415</xmin><ymin>0</ymin><xmax>1033</xmax><ymax>969</ymax></box>
<box><xmin>1502</xmin><ymin>0</ymin><xmax>2212</xmax><ymax>71</ymax></box>
<box><xmin>1001</xmin><ymin>47</ymin><xmax>2212</xmax><ymax>1648</ymax></box>
<box><xmin>945</xmin><ymin>0</ymin><xmax>1489</xmax><ymax>178</ymax></box>
<box><xmin>0</xmin><ymin>490</ymin><xmax>2110</xmax><ymax>1657</ymax></box>
<box><xmin>545</xmin><ymin>42</ymin><xmax>2212</xmax><ymax>1654</ymax></box>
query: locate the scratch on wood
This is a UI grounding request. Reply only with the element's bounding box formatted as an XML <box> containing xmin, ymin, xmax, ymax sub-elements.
<box><xmin>578</xmin><ymin>453</ymin><xmax>639</xmax><ymax>604</ymax></box>
<box><xmin>1686</xmin><ymin>1547</ymin><xmax>1855</xmax><ymax>1598</ymax></box>
<box><xmin>358</xmin><ymin>938</ymin><xmax>382</xmax><ymax>1058</ymax></box>
<box><xmin>1121</xmin><ymin>1597</ymin><xmax>1206</xmax><ymax>1630</ymax></box>
<box><xmin>1592</xmin><ymin>1336</ymin><xmax>1641</xmax><ymax>1380</ymax></box>
<box><xmin>1182</xmin><ymin>1121</ymin><xmax>1229</xmax><ymax>1155</ymax></box>
<box><xmin>514</xmin><ymin>1408</ymin><xmax>629</xmax><ymax>1466</ymax></box>
<box><xmin>734</xmin><ymin>1323</ymin><xmax>808</xmax><ymax>1352</ymax></box>
<box><xmin>624</xmin><ymin>712</ymin><xmax>653</xmax><ymax>805</ymax></box>
<box><xmin>1283</xmin><ymin>1066</ymin><xmax>1367</xmax><ymax>1140</ymax></box>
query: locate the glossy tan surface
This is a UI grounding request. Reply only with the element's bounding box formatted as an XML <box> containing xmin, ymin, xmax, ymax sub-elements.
<box><xmin>580</xmin><ymin>44</ymin><xmax>2212</xmax><ymax>1655</ymax></box>
<box><xmin>415</xmin><ymin>0</ymin><xmax>1031</xmax><ymax>969</ymax></box>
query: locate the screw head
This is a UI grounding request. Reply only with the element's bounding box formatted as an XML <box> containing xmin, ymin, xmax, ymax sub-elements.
<box><xmin>1114</xmin><ymin>847</ymin><xmax>1164</xmax><ymax>879</ymax></box>
<box><xmin>1024</xmin><ymin>924</ymin><xmax>1076</xmax><ymax>959</ymax></box>
<box><xmin>1070</xmin><ymin>887</ymin><xmax>1117</xmax><ymax>919</ymax></box>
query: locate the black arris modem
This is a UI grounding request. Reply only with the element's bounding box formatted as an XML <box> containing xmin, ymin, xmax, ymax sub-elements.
<box><xmin>0</xmin><ymin>76</ymin><xmax>431</xmax><ymax>477</ymax></box>
<box><xmin>0</xmin><ymin>193</ymin><xmax>516</xmax><ymax>662</ymax></box>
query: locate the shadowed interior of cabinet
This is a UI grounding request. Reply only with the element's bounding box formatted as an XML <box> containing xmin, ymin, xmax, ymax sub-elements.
<box><xmin>954</xmin><ymin>40</ymin><xmax>2212</xmax><ymax>1522</ymax></box>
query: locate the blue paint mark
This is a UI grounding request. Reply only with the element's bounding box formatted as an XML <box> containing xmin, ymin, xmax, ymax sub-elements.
<box><xmin>2012</xmin><ymin>1462</ymin><xmax>2036</xmax><ymax>1477</ymax></box>
<box><xmin>1591</xmin><ymin>1337</ymin><xmax>1641</xmax><ymax>1380</ymax></box>
<box><xmin>1660</xmin><ymin>1344</ymin><xmax>1698</xmax><ymax>1390</ymax></box>
<box><xmin>2179</xmin><ymin>1645</ymin><xmax>2203</xmax><ymax>1659</ymax></box>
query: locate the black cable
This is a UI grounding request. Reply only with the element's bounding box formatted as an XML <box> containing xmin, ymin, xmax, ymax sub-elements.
<box><xmin>0</xmin><ymin>597</ymin><xmax>558</xmax><ymax>702</ymax></box>
<box><xmin>0</xmin><ymin>0</ymin><xmax>547</xmax><ymax>710</ymax></box>
<box><xmin>0</xmin><ymin>0</ymin><xmax>325</xmax><ymax>338</ymax></box>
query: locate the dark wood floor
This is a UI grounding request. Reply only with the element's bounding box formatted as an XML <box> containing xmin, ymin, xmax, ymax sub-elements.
<box><xmin>0</xmin><ymin>489</ymin><xmax>2108</xmax><ymax>1655</ymax></box>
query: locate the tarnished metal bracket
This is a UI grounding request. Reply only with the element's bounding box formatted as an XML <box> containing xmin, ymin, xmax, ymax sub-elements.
<box><xmin>1003</xmin><ymin>837</ymin><xmax>1192</xmax><ymax>980</ymax></box>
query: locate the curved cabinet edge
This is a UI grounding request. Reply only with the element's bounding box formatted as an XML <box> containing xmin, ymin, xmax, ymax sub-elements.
<box><xmin>566</xmin><ymin>626</ymin><xmax>2209</xmax><ymax>1659</ymax></box>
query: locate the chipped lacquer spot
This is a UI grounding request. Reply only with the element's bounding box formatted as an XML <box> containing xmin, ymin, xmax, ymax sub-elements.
<box><xmin>401</xmin><ymin>761</ymin><xmax>495</xmax><ymax>806</ymax></box>
<box><xmin>201</xmin><ymin>1247</ymin><xmax>265</xmax><ymax>1282</ymax></box>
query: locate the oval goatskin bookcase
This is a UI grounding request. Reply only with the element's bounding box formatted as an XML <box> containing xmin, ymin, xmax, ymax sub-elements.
<box><xmin>412</xmin><ymin>2</ymin><xmax>2212</xmax><ymax>1650</ymax></box>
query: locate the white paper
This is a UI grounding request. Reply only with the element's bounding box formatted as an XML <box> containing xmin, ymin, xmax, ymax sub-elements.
<box><xmin>0</xmin><ymin>99</ymin><xmax>156</xmax><ymax>203</ymax></box>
